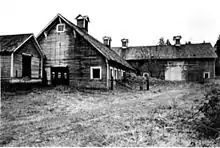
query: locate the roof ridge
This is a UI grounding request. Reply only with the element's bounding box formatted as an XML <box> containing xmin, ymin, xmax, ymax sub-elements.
<box><xmin>36</xmin><ymin>13</ymin><xmax>134</xmax><ymax>70</ymax></box>
<box><xmin>57</xmin><ymin>14</ymin><xmax>134</xmax><ymax>70</ymax></box>
<box><xmin>113</xmin><ymin>43</ymin><xmax>212</xmax><ymax>48</ymax></box>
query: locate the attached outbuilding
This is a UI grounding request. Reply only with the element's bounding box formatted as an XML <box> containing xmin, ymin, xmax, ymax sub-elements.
<box><xmin>0</xmin><ymin>33</ymin><xmax>44</xmax><ymax>87</ymax></box>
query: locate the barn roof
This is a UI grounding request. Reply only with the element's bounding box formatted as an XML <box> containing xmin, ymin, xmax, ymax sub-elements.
<box><xmin>0</xmin><ymin>33</ymin><xmax>44</xmax><ymax>57</ymax></box>
<box><xmin>112</xmin><ymin>43</ymin><xmax>217</xmax><ymax>60</ymax></box>
<box><xmin>36</xmin><ymin>14</ymin><xmax>134</xmax><ymax>70</ymax></box>
<box><xmin>0</xmin><ymin>34</ymin><xmax>32</xmax><ymax>53</ymax></box>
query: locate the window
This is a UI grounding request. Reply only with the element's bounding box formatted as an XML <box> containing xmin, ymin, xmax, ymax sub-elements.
<box><xmin>110</xmin><ymin>67</ymin><xmax>114</xmax><ymax>79</ymax></box>
<box><xmin>90</xmin><ymin>66</ymin><xmax>102</xmax><ymax>79</ymax></box>
<box><xmin>56</xmin><ymin>24</ymin><xmax>65</xmax><ymax>32</ymax></box>
<box><xmin>22</xmin><ymin>55</ymin><xmax>31</xmax><ymax>77</ymax></box>
<box><xmin>203</xmin><ymin>72</ymin><xmax>210</xmax><ymax>79</ymax></box>
<box><xmin>121</xmin><ymin>70</ymin><xmax>125</xmax><ymax>78</ymax></box>
<box><xmin>118</xmin><ymin>69</ymin><xmax>121</xmax><ymax>79</ymax></box>
<box><xmin>58</xmin><ymin>72</ymin><xmax>62</xmax><ymax>78</ymax></box>
<box><xmin>64</xmin><ymin>72</ymin><xmax>67</xmax><ymax>79</ymax></box>
<box><xmin>114</xmin><ymin>69</ymin><xmax>118</xmax><ymax>79</ymax></box>
<box><xmin>52</xmin><ymin>72</ymin><xmax>55</xmax><ymax>79</ymax></box>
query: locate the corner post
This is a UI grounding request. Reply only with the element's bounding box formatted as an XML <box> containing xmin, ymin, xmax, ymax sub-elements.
<box><xmin>10</xmin><ymin>52</ymin><xmax>14</xmax><ymax>77</ymax></box>
<box><xmin>106</xmin><ymin>59</ymin><xmax>109</xmax><ymax>89</ymax></box>
<box><xmin>41</xmin><ymin>57</ymin><xmax>43</xmax><ymax>78</ymax></box>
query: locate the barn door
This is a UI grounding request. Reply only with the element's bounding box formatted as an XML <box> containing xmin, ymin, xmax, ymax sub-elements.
<box><xmin>22</xmin><ymin>55</ymin><xmax>31</xmax><ymax>77</ymax></box>
<box><xmin>165</xmin><ymin>61</ymin><xmax>184</xmax><ymax>81</ymax></box>
<box><xmin>51</xmin><ymin>67</ymin><xmax>69</xmax><ymax>86</ymax></box>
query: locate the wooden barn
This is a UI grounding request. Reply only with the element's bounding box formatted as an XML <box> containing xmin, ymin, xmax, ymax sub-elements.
<box><xmin>112</xmin><ymin>36</ymin><xmax>217</xmax><ymax>82</ymax></box>
<box><xmin>0</xmin><ymin>34</ymin><xmax>44</xmax><ymax>87</ymax></box>
<box><xmin>37</xmin><ymin>14</ymin><xmax>134</xmax><ymax>89</ymax></box>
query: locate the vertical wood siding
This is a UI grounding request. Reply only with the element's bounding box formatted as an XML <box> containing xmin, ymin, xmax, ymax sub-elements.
<box><xmin>0</xmin><ymin>55</ymin><xmax>11</xmax><ymax>82</ymax></box>
<box><xmin>38</xmin><ymin>19</ymin><xmax>107</xmax><ymax>89</ymax></box>
<box><xmin>128</xmin><ymin>59</ymin><xmax>215</xmax><ymax>81</ymax></box>
<box><xmin>14</xmin><ymin>39</ymin><xmax>41</xmax><ymax>78</ymax></box>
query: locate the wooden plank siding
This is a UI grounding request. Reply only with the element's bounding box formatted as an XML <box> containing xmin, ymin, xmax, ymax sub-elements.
<box><xmin>38</xmin><ymin>20</ymin><xmax>108</xmax><ymax>89</ymax></box>
<box><xmin>0</xmin><ymin>54</ymin><xmax>11</xmax><ymax>82</ymax></box>
<box><xmin>183</xmin><ymin>59</ymin><xmax>215</xmax><ymax>81</ymax></box>
<box><xmin>128</xmin><ymin>58</ymin><xmax>216</xmax><ymax>81</ymax></box>
<box><xmin>13</xmin><ymin>39</ymin><xmax>42</xmax><ymax>79</ymax></box>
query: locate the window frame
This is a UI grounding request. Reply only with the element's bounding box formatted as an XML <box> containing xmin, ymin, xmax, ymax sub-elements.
<box><xmin>56</xmin><ymin>24</ymin><xmax>65</xmax><ymax>33</ymax></box>
<box><xmin>114</xmin><ymin>68</ymin><xmax>118</xmax><ymax>80</ymax></box>
<box><xmin>110</xmin><ymin>67</ymin><xmax>114</xmax><ymax>79</ymax></box>
<box><xmin>90</xmin><ymin>66</ymin><xmax>102</xmax><ymax>80</ymax></box>
<box><xmin>203</xmin><ymin>72</ymin><xmax>210</xmax><ymax>79</ymax></box>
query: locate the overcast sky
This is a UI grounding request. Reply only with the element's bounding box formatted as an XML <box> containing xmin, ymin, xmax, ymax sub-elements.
<box><xmin>1</xmin><ymin>0</ymin><xmax>220</xmax><ymax>46</ymax></box>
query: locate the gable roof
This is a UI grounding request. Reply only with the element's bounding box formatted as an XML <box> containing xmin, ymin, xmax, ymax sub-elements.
<box><xmin>36</xmin><ymin>13</ymin><xmax>134</xmax><ymax>70</ymax></box>
<box><xmin>112</xmin><ymin>43</ymin><xmax>217</xmax><ymax>60</ymax></box>
<box><xmin>0</xmin><ymin>33</ymin><xmax>44</xmax><ymax>57</ymax></box>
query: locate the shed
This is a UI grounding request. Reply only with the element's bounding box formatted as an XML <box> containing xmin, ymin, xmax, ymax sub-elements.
<box><xmin>0</xmin><ymin>33</ymin><xmax>44</xmax><ymax>86</ymax></box>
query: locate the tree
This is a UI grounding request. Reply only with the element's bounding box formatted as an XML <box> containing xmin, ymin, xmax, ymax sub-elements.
<box><xmin>158</xmin><ymin>37</ymin><xmax>165</xmax><ymax>45</ymax></box>
<box><xmin>214</xmin><ymin>35</ymin><xmax>220</xmax><ymax>76</ymax></box>
<box><xmin>214</xmin><ymin>35</ymin><xmax>220</xmax><ymax>57</ymax></box>
<box><xmin>166</xmin><ymin>39</ymin><xmax>171</xmax><ymax>45</ymax></box>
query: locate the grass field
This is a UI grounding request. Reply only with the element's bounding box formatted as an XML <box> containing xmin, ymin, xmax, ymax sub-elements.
<box><xmin>0</xmin><ymin>83</ymin><xmax>218</xmax><ymax>146</ymax></box>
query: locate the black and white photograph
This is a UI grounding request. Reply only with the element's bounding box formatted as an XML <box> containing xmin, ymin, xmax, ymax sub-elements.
<box><xmin>1</xmin><ymin>0</ymin><xmax>220</xmax><ymax>146</ymax></box>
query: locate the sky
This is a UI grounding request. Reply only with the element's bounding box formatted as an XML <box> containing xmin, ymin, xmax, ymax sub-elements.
<box><xmin>0</xmin><ymin>0</ymin><xmax>220</xmax><ymax>47</ymax></box>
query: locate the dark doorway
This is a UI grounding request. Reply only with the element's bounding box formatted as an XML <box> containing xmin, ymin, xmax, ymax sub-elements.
<box><xmin>22</xmin><ymin>55</ymin><xmax>31</xmax><ymax>77</ymax></box>
<box><xmin>51</xmin><ymin>67</ymin><xmax>69</xmax><ymax>85</ymax></box>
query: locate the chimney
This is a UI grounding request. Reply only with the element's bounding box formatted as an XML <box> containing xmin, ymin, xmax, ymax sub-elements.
<box><xmin>75</xmin><ymin>14</ymin><xmax>90</xmax><ymax>32</ymax></box>
<box><xmin>173</xmin><ymin>35</ymin><xmax>182</xmax><ymax>46</ymax></box>
<box><xmin>121</xmin><ymin>38</ymin><xmax>129</xmax><ymax>48</ymax></box>
<box><xmin>103</xmin><ymin>36</ymin><xmax>112</xmax><ymax>48</ymax></box>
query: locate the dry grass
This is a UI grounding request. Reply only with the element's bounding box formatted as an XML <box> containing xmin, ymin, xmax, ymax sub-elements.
<box><xmin>0</xmin><ymin>82</ymin><xmax>217</xmax><ymax>146</ymax></box>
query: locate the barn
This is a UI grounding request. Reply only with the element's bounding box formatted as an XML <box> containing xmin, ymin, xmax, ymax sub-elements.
<box><xmin>112</xmin><ymin>36</ymin><xmax>217</xmax><ymax>81</ymax></box>
<box><xmin>36</xmin><ymin>14</ymin><xmax>134</xmax><ymax>89</ymax></box>
<box><xmin>0</xmin><ymin>34</ymin><xmax>44</xmax><ymax>88</ymax></box>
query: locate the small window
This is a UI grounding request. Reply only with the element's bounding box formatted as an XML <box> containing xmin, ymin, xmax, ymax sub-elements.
<box><xmin>64</xmin><ymin>72</ymin><xmax>67</xmax><ymax>79</ymax></box>
<box><xmin>110</xmin><ymin>67</ymin><xmax>114</xmax><ymax>79</ymax></box>
<box><xmin>90</xmin><ymin>66</ymin><xmax>102</xmax><ymax>79</ymax></box>
<box><xmin>56</xmin><ymin>24</ymin><xmax>65</xmax><ymax>32</ymax></box>
<box><xmin>58</xmin><ymin>72</ymin><xmax>62</xmax><ymax>78</ymax></box>
<box><xmin>52</xmin><ymin>72</ymin><xmax>55</xmax><ymax>79</ymax></box>
<box><xmin>121</xmin><ymin>70</ymin><xmax>125</xmax><ymax>77</ymax></box>
<box><xmin>114</xmin><ymin>69</ymin><xmax>118</xmax><ymax>79</ymax></box>
<box><xmin>203</xmin><ymin>72</ymin><xmax>210</xmax><ymax>79</ymax></box>
<box><xmin>118</xmin><ymin>70</ymin><xmax>121</xmax><ymax>79</ymax></box>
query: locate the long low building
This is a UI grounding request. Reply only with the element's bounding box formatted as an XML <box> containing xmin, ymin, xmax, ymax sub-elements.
<box><xmin>112</xmin><ymin>36</ymin><xmax>217</xmax><ymax>81</ymax></box>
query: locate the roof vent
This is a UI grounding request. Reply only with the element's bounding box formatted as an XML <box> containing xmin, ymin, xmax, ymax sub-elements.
<box><xmin>121</xmin><ymin>38</ymin><xmax>129</xmax><ymax>48</ymax></box>
<box><xmin>75</xmin><ymin>14</ymin><xmax>90</xmax><ymax>32</ymax></box>
<box><xmin>103</xmin><ymin>36</ymin><xmax>112</xmax><ymax>48</ymax></box>
<box><xmin>173</xmin><ymin>35</ymin><xmax>182</xmax><ymax>46</ymax></box>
